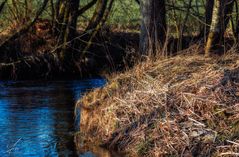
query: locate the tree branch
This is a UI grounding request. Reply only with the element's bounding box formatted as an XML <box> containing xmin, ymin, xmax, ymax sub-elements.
<box><xmin>0</xmin><ymin>0</ymin><xmax>7</xmax><ymax>14</ymax></box>
<box><xmin>77</xmin><ymin>0</ymin><xmax>97</xmax><ymax>16</ymax></box>
<box><xmin>0</xmin><ymin>0</ymin><xmax>49</xmax><ymax>49</ymax></box>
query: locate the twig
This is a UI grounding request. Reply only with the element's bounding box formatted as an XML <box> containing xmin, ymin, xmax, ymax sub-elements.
<box><xmin>6</xmin><ymin>138</ymin><xmax>22</xmax><ymax>153</ymax></box>
<box><xmin>226</xmin><ymin>140</ymin><xmax>239</xmax><ymax>147</ymax></box>
<box><xmin>219</xmin><ymin>152</ymin><xmax>239</xmax><ymax>156</ymax></box>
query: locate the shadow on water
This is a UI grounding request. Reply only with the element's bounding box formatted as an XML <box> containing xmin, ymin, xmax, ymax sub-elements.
<box><xmin>0</xmin><ymin>79</ymin><xmax>117</xmax><ymax>157</ymax></box>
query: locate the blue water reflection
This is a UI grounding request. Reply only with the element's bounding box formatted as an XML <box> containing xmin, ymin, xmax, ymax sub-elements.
<box><xmin>0</xmin><ymin>79</ymin><xmax>106</xmax><ymax>157</ymax></box>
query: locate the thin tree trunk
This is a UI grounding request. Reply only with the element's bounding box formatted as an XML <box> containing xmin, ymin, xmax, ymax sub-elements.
<box><xmin>81</xmin><ymin>0</ymin><xmax>114</xmax><ymax>56</ymax></box>
<box><xmin>205</xmin><ymin>0</ymin><xmax>234</xmax><ymax>56</ymax></box>
<box><xmin>234</xmin><ymin>1</ymin><xmax>239</xmax><ymax>40</ymax></box>
<box><xmin>50</xmin><ymin>0</ymin><xmax>55</xmax><ymax>30</ymax></box>
<box><xmin>77</xmin><ymin>0</ymin><xmax>110</xmax><ymax>60</ymax></box>
<box><xmin>86</xmin><ymin>0</ymin><xmax>108</xmax><ymax>31</ymax></box>
<box><xmin>0</xmin><ymin>0</ymin><xmax>49</xmax><ymax>50</ymax></box>
<box><xmin>0</xmin><ymin>0</ymin><xmax>7</xmax><ymax>15</ymax></box>
<box><xmin>199</xmin><ymin>0</ymin><xmax>214</xmax><ymax>40</ymax></box>
<box><xmin>139</xmin><ymin>0</ymin><xmax>167</xmax><ymax>56</ymax></box>
<box><xmin>178</xmin><ymin>0</ymin><xmax>192</xmax><ymax>51</ymax></box>
<box><xmin>59</xmin><ymin>0</ymin><xmax>80</xmax><ymax>64</ymax></box>
<box><xmin>50</xmin><ymin>0</ymin><xmax>81</xmax><ymax>69</ymax></box>
<box><xmin>53</xmin><ymin>0</ymin><xmax>66</xmax><ymax>36</ymax></box>
<box><xmin>77</xmin><ymin>0</ymin><xmax>97</xmax><ymax>17</ymax></box>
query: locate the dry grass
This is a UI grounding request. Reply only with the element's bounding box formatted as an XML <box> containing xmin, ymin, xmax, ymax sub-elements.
<box><xmin>76</xmin><ymin>45</ymin><xmax>239</xmax><ymax>157</ymax></box>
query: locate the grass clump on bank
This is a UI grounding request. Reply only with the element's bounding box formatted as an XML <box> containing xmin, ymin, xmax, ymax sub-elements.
<box><xmin>76</xmin><ymin>45</ymin><xmax>239</xmax><ymax>156</ymax></box>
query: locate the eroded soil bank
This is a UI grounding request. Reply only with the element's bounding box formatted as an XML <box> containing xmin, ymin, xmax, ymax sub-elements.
<box><xmin>76</xmin><ymin>46</ymin><xmax>239</xmax><ymax>156</ymax></box>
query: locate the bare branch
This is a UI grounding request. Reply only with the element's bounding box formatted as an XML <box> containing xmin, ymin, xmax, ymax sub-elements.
<box><xmin>77</xmin><ymin>0</ymin><xmax>97</xmax><ymax>16</ymax></box>
<box><xmin>0</xmin><ymin>0</ymin><xmax>49</xmax><ymax>49</ymax></box>
<box><xmin>0</xmin><ymin>0</ymin><xmax>7</xmax><ymax>14</ymax></box>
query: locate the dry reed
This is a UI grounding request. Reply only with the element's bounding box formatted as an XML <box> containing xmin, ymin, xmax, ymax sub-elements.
<box><xmin>76</xmin><ymin>45</ymin><xmax>239</xmax><ymax>156</ymax></box>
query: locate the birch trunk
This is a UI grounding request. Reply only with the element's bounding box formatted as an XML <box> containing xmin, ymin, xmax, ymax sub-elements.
<box><xmin>205</xmin><ymin>0</ymin><xmax>234</xmax><ymax>56</ymax></box>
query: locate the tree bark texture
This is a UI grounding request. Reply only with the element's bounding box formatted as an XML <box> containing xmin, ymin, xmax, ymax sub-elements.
<box><xmin>139</xmin><ymin>0</ymin><xmax>167</xmax><ymax>56</ymax></box>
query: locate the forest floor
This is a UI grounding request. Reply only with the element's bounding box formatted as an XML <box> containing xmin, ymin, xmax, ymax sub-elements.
<box><xmin>76</xmin><ymin>44</ymin><xmax>239</xmax><ymax>157</ymax></box>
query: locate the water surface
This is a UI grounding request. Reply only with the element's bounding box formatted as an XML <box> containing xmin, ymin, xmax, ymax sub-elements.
<box><xmin>0</xmin><ymin>79</ymin><xmax>106</xmax><ymax>157</ymax></box>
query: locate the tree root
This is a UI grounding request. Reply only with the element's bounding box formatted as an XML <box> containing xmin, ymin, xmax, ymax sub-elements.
<box><xmin>0</xmin><ymin>53</ymin><xmax>62</xmax><ymax>80</ymax></box>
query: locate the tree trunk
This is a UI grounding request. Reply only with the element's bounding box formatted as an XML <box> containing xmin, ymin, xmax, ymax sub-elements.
<box><xmin>199</xmin><ymin>0</ymin><xmax>214</xmax><ymax>40</ymax></box>
<box><xmin>86</xmin><ymin>0</ymin><xmax>108</xmax><ymax>31</ymax></box>
<box><xmin>139</xmin><ymin>0</ymin><xmax>167</xmax><ymax>56</ymax></box>
<box><xmin>234</xmin><ymin>1</ymin><xmax>239</xmax><ymax>40</ymax></box>
<box><xmin>205</xmin><ymin>0</ymin><xmax>234</xmax><ymax>56</ymax></box>
<box><xmin>52</xmin><ymin>0</ymin><xmax>80</xmax><ymax>66</ymax></box>
<box><xmin>59</xmin><ymin>0</ymin><xmax>80</xmax><ymax>63</ymax></box>
<box><xmin>81</xmin><ymin>0</ymin><xmax>114</xmax><ymax>55</ymax></box>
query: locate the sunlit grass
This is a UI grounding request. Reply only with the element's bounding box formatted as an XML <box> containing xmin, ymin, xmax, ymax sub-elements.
<box><xmin>77</xmin><ymin>45</ymin><xmax>239</xmax><ymax>156</ymax></box>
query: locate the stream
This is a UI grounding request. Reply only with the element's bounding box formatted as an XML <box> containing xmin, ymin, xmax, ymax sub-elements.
<box><xmin>0</xmin><ymin>79</ymin><xmax>110</xmax><ymax>157</ymax></box>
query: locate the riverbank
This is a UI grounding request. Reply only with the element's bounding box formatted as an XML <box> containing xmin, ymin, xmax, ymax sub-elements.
<box><xmin>76</xmin><ymin>45</ymin><xmax>239</xmax><ymax>156</ymax></box>
<box><xmin>0</xmin><ymin>79</ymin><xmax>107</xmax><ymax>156</ymax></box>
<box><xmin>0</xmin><ymin>25</ymin><xmax>139</xmax><ymax>80</ymax></box>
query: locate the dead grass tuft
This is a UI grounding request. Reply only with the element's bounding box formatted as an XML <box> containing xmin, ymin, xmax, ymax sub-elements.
<box><xmin>76</xmin><ymin>45</ymin><xmax>239</xmax><ymax>156</ymax></box>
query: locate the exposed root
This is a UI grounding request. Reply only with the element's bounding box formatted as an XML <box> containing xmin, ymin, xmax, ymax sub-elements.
<box><xmin>0</xmin><ymin>53</ymin><xmax>61</xmax><ymax>79</ymax></box>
